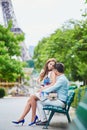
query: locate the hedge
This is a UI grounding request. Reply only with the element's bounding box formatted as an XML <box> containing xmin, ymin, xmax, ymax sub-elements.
<box><xmin>71</xmin><ymin>86</ymin><xmax>87</xmax><ymax>108</ymax></box>
<box><xmin>0</xmin><ymin>87</ymin><xmax>6</xmax><ymax>98</ymax></box>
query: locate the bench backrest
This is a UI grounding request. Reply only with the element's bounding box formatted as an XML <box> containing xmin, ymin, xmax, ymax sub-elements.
<box><xmin>69</xmin><ymin>92</ymin><xmax>87</xmax><ymax>130</ymax></box>
<box><xmin>76</xmin><ymin>92</ymin><xmax>87</xmax><ymax>129</ymax></box>
<box><xmin>66</xmin><ymin>92</ymin><xmax>75</xmax><ymax>111</ymax></box>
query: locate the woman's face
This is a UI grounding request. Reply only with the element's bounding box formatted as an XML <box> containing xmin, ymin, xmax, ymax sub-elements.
<box><xmin>47</xmin><ymin>61</ymin><xmax>55</xmax><ymax>70</ymax></box>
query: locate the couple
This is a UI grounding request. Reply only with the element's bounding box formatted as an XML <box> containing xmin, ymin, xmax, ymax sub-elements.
<box><xmin>12</xmin><ymin>58</ymin><xmax>69</xmax><ymax>126</ymax></box>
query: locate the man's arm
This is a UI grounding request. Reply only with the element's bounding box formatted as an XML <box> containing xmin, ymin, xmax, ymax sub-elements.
<box><xmin>42</xmin><ymin>79</ymin><xmax>63</xmax><ymax>93</ymax></box>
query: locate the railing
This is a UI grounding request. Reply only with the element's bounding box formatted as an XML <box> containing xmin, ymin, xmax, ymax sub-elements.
<box><xmin>0</xmin><ymin>82</ymin><xmax>19</xmax><ymax>87</ymax></box>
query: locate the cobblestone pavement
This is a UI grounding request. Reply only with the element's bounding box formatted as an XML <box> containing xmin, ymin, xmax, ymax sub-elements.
<box><xmin>0</xmin><ymin>96</ymin><xmax>74</xmax><ymax>130</ymax></box>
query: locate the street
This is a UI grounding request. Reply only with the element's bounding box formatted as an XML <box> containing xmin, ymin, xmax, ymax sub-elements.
<box><xmin>0</xmin><ymin>96</ymin><xmax>69</xmax><ymax>130</ymax></box>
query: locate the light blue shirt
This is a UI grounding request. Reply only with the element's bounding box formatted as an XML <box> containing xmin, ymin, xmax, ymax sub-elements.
<box><xmin>42</xmin><ymin>74</ymin><xmax>69</xmax><ymax>102</ymax></box>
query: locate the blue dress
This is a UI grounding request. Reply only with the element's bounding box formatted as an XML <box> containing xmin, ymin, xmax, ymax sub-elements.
<box><xmin>43</xmin><ymin>77</ymin><xmax>50</xmax><ymax>85</ymax></box>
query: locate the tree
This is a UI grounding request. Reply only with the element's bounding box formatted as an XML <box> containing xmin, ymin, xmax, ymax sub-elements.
<box><xmin>33</xmin><ymin>18</ymin><xmax>87</xmax><ymax>84</ymax></box>
<box><xmin>0</xmin><ymin>23</ymin><xmax>25</xmax><ymax>82</ymax></box>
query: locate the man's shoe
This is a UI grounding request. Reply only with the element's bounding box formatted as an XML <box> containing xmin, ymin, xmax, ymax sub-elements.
<box><xmin>36</xmin><ymin>121</ymin><xmax>48</xmax><ymax>125</ymax></box>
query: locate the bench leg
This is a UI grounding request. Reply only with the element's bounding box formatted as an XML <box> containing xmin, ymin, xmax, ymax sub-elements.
<box><xmin>66</xmin><ymin>112</ymin><xmax>71</xmax><ymax>123</ymax></box>
<box><xmin>43</xmin><ymin>111</ymin><xmax>55</xmax><ymax>129</ymax></box>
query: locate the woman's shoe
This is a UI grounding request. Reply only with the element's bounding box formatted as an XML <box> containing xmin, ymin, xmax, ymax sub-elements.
<box><xmin>28</xmin><ymin>115</ymin><xmax>38</xmax><ymax>126</ymax></box>
<box><xmin>12</xmin><ymin>119</ymin><xmax>25</xmax><ymax>125</ymax></box>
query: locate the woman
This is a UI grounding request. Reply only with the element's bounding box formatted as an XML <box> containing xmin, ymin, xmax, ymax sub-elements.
<box><xmin>12</xmin><ymin>58</ymin><xmax>57</xmax><ymax>126</ymax></box>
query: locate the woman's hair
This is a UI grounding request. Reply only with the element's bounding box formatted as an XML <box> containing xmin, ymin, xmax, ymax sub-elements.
<box><xmin>39</xmin><ymin>58</ymin><xmax>57</xmax><ymax>81</ymax></box>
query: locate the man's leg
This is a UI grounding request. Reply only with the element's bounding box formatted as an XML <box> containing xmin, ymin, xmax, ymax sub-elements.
<box><xmin>37</xmin><ymin>100</ymin><xmax>47</xmax><ymax>122</ymax></box>
<box><xmin>43</xmin><ymin>99</ymin><xmax>65</xmax><ymax>108</ymax></box>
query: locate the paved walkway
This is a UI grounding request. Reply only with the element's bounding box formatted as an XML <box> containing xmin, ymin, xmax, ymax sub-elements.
<box><xmin>0</xmin><ymin>96</ymin><xmax>75</xmax><ymax>130</ymax></box>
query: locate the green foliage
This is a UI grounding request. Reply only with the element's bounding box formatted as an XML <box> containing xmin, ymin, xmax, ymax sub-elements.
<box><xmin>0</xmin><ymin>23</ymin><xmax>25</xmax><ymax>81</ymax></box>
<box><xmin>33</xmin><ymin>17</ymin><xmax>87</xmax><ymax>83</ymax></box>
<box><xmin>71</xmin><ymin>86</ymin><xmax>87</xmax><ymax>108</ymax></box>
<box><xmin>0</xmin><ymin>87</ymin><xmax>6</xmax><ymax>98</ymax></box>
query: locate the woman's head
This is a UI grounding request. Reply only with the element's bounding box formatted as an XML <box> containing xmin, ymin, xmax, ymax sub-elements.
<box><xmin>45</xmin><ymin>58</ymin><xmax>57</xmax><ymax>71</ymax></box>
<box><xmin>40</xmin><ymin>58</ymin><xmax>57</xmax><ymax>81</ymax></box>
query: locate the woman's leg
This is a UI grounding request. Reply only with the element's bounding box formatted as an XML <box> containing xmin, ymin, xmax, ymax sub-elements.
<box><xmin>18</xmin><ymin>98</ymin><xmax>31</xmax><ymax>121</ymax></box>
<box><xmin>30</xmin><ymin>96</ymin><xmax>37</xmax><ymax>122</ymax></box>
<box><xmin>18</xmin><ymin>95</ymin><xmax>39</xmax><ymax>122</ymax></box>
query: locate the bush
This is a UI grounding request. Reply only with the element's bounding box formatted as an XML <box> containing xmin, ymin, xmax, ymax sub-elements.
<box><xmin>0</xmin><ymin>87</ymin><xmax>6</xmax><ymax>98</ymax></box>
<box><xmin>71</xmin><ymin>86</ymin><xmax>87</xmax><ymax>108</ymax></box>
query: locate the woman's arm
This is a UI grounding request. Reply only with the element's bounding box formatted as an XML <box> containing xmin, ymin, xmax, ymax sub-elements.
<box><xmin>36</xmin><ymin>69</ymin><xmax>44</xmax><ymax>84</ymax></box>
<box><xmin>48</xmin><ymin>70</ymin><xmax>56</xmax><ymax>86</ymax></box>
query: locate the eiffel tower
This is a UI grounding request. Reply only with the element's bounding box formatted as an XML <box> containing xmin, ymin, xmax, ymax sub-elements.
<box><xmin>0</xmin><ymin>0</ymin><xmax>30</xmax><ymax>61</ymax></box>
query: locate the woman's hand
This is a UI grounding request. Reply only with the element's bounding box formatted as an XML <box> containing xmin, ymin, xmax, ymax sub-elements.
<box><xmin>37</xmin><ymin>88</ymin><xmax>41</xmax><ymax>93</ymax></box>
<box><xmin>37</xmin><ymin>87</ymin><xmax>45</xmax><ymax>93</ymax></box>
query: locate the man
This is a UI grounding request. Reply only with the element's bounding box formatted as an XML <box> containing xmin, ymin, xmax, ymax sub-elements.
<box><xmin>36</xmin><ymin>62</ymin><xmax>69</xmax><ymax>125</ymax></box>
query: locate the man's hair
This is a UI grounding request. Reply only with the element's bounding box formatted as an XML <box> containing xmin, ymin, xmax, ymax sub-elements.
<box><xmin>54</xmin><ymin>62</ymin><xmax>64</xmax><ymax>73</ymax></box>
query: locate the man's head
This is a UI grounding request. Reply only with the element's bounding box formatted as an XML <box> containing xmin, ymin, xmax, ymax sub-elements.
<box><xmin>54</xmin><ymin>62</ymin><xmax>64</xmax><ymax>75</ymax></box>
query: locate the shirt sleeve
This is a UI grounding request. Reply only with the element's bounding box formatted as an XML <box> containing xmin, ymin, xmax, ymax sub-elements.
<box><xmin>42</xmin><ymin>78</ymin><xmax>63</xmax><ymax>93</ymax></box>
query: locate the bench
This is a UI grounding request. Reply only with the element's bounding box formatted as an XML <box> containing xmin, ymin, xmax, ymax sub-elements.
<box><xmin>43</xmin><ymin>91</ymin><xmax>75</xmax><ymax>129</ymax></box>
<box><xmin>69</xmin><ymin>92</ymin><xmax>87</xmax><ymax>130</ymax></box>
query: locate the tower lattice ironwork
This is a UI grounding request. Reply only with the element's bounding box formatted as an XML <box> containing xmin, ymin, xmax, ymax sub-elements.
<box><xmin>0</xmin><ymin>0</ymin><xmax>29</xmax><ymax>61</ymax></box>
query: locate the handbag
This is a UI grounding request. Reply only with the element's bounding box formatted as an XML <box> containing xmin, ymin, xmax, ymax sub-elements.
<box><xmin>48</xmin><ymin>92</ymin><xmax>57</xmax><ymax>101</ymax></box>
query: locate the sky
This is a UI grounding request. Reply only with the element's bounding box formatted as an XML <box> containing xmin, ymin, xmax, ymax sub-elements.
<box><xmin>0</xmin><ymin>0</ymin><xmax>86</xmax><ymax>48</ymax></box>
